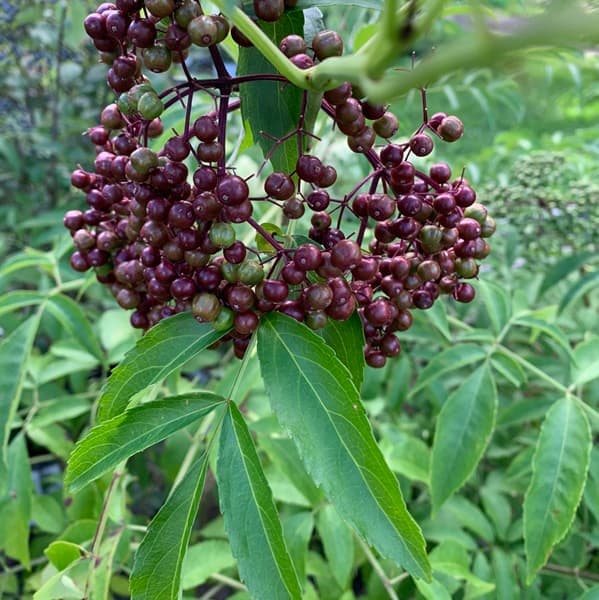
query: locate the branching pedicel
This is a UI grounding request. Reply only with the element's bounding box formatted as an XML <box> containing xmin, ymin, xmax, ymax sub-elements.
<box><xmin>64</xmin><ymin>0</ymin><xmax>495</xmax><ymax>368</ymax></box>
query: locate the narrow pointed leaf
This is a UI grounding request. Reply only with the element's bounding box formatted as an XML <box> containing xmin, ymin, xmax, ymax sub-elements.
<box><xmin>257</xmin><ymin>313</ymin><xmax>431</xmax><ymax>581</ymax></box>
<box><xmin>0</xmin><ymin>315</ymin><xmax>40</xmax><ymax>491</ymax></box>
<box><xmin>319</xmin><ymin>310</ymin><xmax>365</xmax><ymax>392</ymax></box>
<box><xmin>0</xmin><ymin>290</ymin><xmax>44</xmax><ymax>317</ymax></box>
<box><xmin>217</xmin><ymin>402</ymin><xmax>302</xmax><ymax>599</ymax></box>
<box><xmin>66</xmin><ymin>393</ymin><xmax>225</xmax><ymax>492</ymax></box>
<box><xmin>431</xmin><ymin>364</ymin><xmax>497</xmax><ymax>511</ymax></box>
<box><xmin>45</xmin><ymin>294</ymin><xmax>103</xmax><ymax>362</ymax></box>
<box><xmin>97</xmin><ymin>313</ymin><xmax>226</xmax><ymax>421</ymax></box>
<box><xmin>410</xmin><ymin>343</ymin><xmax>487</xmax><ymax>397</ymax></box>
<box><xmin>131</xmin><ymin>454</ymin><xmax>209</xmax><ymax>600</ymax></box>
<box><xmin>524</xmin><ymin>397</ymin><xmax>591</xmax><ymax>584</ymax></box>
<box><xmin>317</xmin><ymin>505</ymin><xmax>354</xmax><ymax>589</ymax></box>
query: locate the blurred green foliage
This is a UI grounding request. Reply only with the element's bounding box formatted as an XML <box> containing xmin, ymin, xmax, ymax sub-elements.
<box><xmin>0</xmin><ymin>1</ymin><xmax>597</xmax><ymax>599</ymax></box>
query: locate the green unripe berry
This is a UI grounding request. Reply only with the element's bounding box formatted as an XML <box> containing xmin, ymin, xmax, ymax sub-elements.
<box><xmin>145</xmin><ymin>0</ymin><xmax>175</xmax><ymax>18</ymax></box>
<box><xmin>213</xmin><ymin>306</ymin><xmax>234</xmax><ymax>331</ymax></box>
<box><xmin>143</xmin><ymin>43</ymin><xmax>172</xmax><ymax>73</ymax></box>
<box><xmin>174</xmin><ymin>0</ymin><xmax>201</xmax><ymax>28</ymax></box>
<box><xmin>188</xmin><ymin>15</ymin><xmax>218</xmax><ymax>47</ymax></box>
<box><xmin>209</xmin><ymin>222</ymin><xmax>236</xmax><ymax>248</ymax></box>
<box><xmin>455</xmin><ymin>257</ymin><xmax>479</xmax><ymax>278</ymax></box>
<box><xmin>221</xmin><ymin>262</ymin><xmax>240</xmax><ymax>283</ymax></box>
<box><xmin>117</xmin><ymin>92</ymin><xmax>137</xmax><ymax>115</ymax></box>
<box><xmin>481</xmin><ymin>216</ymin><xmax>496</xmax><ymax>238</ymax></box>
<box><xmin>238</xmin><ymin>259</ymin><xmax>264</xmax><ymax>285</ymax></box>
<box><xmin>128</xmin><ymin>83</ymin><xmax>154</xmax><ymax>105</ymax></box>
<box><xmin>464</xmin><ymin>202</ymin><xmax>488</xmax><ymax>224</ymax></box>
<box><xmin>130</xmin><ymin>147</ymin><xmax>159</xmax><ymax>174</ymax></box>
<box><xmin>191</xmin><ymin>293</ymin><xmax>221</xmax><ymax>322</ymax></box>
<box><xmin>419</xmin><ymin>225</ymin><xmax>443</xmax><ymax>253</ymax></box>
<box><xmin>138</xmin><ymin>92</ymin><xmax>164</xmax><ymax>120</ymax></box>
<box><xmin>306</xmin><ymin>310</ymin><xmax>328</xmax><ymax>330</ymax></box>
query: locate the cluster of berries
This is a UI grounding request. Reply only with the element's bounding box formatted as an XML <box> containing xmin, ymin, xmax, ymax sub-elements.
<box><xmin>65</xmin><ymin>0</ymin><xmax>495</xmax><ymax>367</ymax></box>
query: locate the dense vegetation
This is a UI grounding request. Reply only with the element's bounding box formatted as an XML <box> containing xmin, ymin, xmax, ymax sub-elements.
<box><xmin>0</xmin><ymin>1</ymin><xmax>598</xmax><ymax>599</ymax></box>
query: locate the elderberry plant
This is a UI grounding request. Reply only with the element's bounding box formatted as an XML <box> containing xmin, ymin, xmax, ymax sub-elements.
<box><xmin>58</xmin><ymin>2</ymin><xmax>599</xmax><ymax>599</ymax></box>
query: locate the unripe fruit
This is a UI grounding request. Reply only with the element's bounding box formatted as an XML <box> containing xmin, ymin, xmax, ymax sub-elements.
<box><xmin>188</xmin><ymin>15</ymin><xmax>218</xmax><ymax>47</ymax></box>
<box><xmin>138</xmin><ymin>92</ymin><xmax>164</xmax><ymax>119</ymax></box>
<box><xmin>209</xmin><ymin>222</ymin><xmax>236</xmax><ymax>248</ymax></box>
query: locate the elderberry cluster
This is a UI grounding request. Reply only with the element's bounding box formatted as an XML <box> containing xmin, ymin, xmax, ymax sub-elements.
<box><xmin>65</xmin><ymin>0</ymin><xmax>496</xmax><ymax>368</ymax></box>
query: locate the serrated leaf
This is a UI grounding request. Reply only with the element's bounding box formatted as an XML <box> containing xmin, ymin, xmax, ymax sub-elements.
<box><xmin>319</xmin><ymin>310</ymin><xmax>365</xmax><ymax>392</ymax></box>
<box><xmin>96</xmin><ymin>313</ymin><xmax>226</xmax><ymax>421</ymax></box>
<box><xmin>132</xmin><ymin>455</ymin><xmax>209</xmax><ymax>599</ymax></box>
<box><xmin>411</xmin><ymin>344</ymin><xmax>487</xmax><ymax>397</ymax></box>
<box><xmin>431</xmin><ymin>364</ymin><xmax>497</xmax><ymax>511</ymax></box>
<box><xmin>257</xmin><ymin>313</ymin><xmax>431</xmax><ymax>581</ymax></box>
<box><xmin>539</xmin><ymin>252</ymin><xmax>596</xmax><ymax>295</ymax></box>
<box><xmin>217</xmin><ymin>402</ymin><xmax>302</xmax><ymax>599</ymax></box>
<box><xmin>238</xmin><ymin>13</ymin><xmax>305</xmax><ymax>173</ymax></box>
<box><xmin>317</xmin><ymin>505</ymin><xmax>354</xmax><ymax>589</ymax></box>
<box><xmin>66</xmin><ymin>393</ymin><xmax>225</xmax><ymax>492</ymax></box>
<box><xmin>0</xmin><ymin>315</ymin><xmax>40</xmax><ymax>491</ymax></box>
<box><xmin>523</xmin><ymin>397</ymin><xmax>591</xmax><ymax>584</ymax></box>
<box><xmin>45</xmin><ymin>294</ymin><xmax>103</xmax><ymax>362</ymax></box>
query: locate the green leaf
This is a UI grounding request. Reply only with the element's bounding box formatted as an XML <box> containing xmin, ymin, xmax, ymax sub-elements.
<box><xmin>66</xmin><ymin>392</ymin><xmax>225</xmax><ymax>492</ymax></box>
<box><xmin>319</xmin><ymin>310</ymin><xmax>365</xmax><ymax>392</ymax></box>
<box><xmin>512</xmin><ymin>316</ymin><xmax>573</xmax><ymax>362</ymax></box>
<box><xmin>379</xmin><ymin>427</ymin><xmax>430</xmax><ymax>483</ymax></box>
<box><xmin>96</xmin><ymin>313</ymin><xmax>225</xmax><ymax>421</ymax></box>
<box><xmin>410</xmin><ymin>344</ymin><xmax>487</xmax><ymax>397</ymax></box>
<box><xmin>257</xmin><ymin>313</ymin><xmax>431</xmax><ymax>581</ymax></box>
<box><xmin>558</xmin><ymin>270</ymin><xmax>599</xmax><ymax>314</ymax></box>
<box><xmin>0</xmin><ymin>290</ymin><xmax>44</xmax><ymax>317</ymax></box>
<box><xmin>0</xmin><ymin>315</ymin><xmax>40</xmax><ymax>491</ymax></box>
<box><xmin>217</xmin><ymin>402</ymin><xmax>302</xmax><ymax>599</ymax></box>
<box><xmin>476</xmin><ymin>280</ymin><xmax>512</xmax><ymax>336</ymax></box>
<box><xmin>258</xmin><ymin>435</ymin><xmax>323</xmax><ymax>505</ymax></box>
<box><xmin>539</xmin><ymin>252</ymin><xmax>596</xmax><ymax>295</ymax></box>
<box><xmin>0</xmin><ymin>434</ymin><xmax>33</xmax><ymax>567</ymax></box>
<box><xmin>181</xmin><ymin>541</ymin><xmax>236</xmax><ymax>590</ymax></box>
<box><xmin>132</xmin><ymin>455</ymin><xmax>209</xmax><ymax>599</ymax></box>
<box><xmin>45</xmin><ymin>294</ymin><xmax>103</xmax><ymax>362</ymax></box>
<box><xmin>491</xmin><ymin>548</ymin><xmax>518</xmax><ymax>600</ymax></box>
<box><xmin>237</xmin><ymin>13</ymin><xmax>305</xmax><ymax>173</ymax></box>
<box><xmin>523</xmin><ymin>397</ymin><xmax>592</xmax><ymax>583</ymax></box>
<box><xmin>430</xmin><ymin>364</ymin><xmax>497</xmax><ymax>511</ymax></box>
<box><xmin>480</xmin><ymin>487</ymin><xmax>512</xmax><ymax>540</ymax></box>
<box><xmin>282</xmin><ymin>511</ymin><xmax>314</xmax><ymax>582</ymax></box>
<box><xmin>317</xmin><ymin>505</ymin><xmax>354</xmax><ymax>589</ymax></box>
<box><xmin>45</xmin><ymin>541</ymin><xmax>86</xmax><ymax>571</ymax></box>
<box><xmin>571</xmin><ymin>336</ymin><xmax>599</xmax><ymax>386</ymax></box>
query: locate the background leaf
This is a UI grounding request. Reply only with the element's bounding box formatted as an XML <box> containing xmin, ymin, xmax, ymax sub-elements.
<box><xmin>524</xmin><ymin>397</ymin><xmax>592</xmax><ymax>583</ymax></box>
<box><xmin>217</xmin><ymin>402</ymin><xmax>302</xmax><ymax>599</ymax></box>
<box><xmin>0</xmin><ymin>314</ymin><xmax>40</xmax><ymax>491</ymax></box>
<box><xmin>431</xmin><ymin>363</ymin><xmax>497</xmax><ymax>511</ymax></box>
<box><xmin>66</xmin><ymin>393</ymin><xmax>225</xmax><ymax>492</ymax></box>
<box><xmin>131</xmin><ymin>455</ymin><xmax>209</xmax><ymax>600</ymax></box>
<box><xmin>96</xmin><ymin>313</ymin><xmax>225</xmax><ymax>421</ymax></box>
<box><xmin>257</xmin><ymin>313</ymin><xmax>431</xmax><ymax>581</ymax></box>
